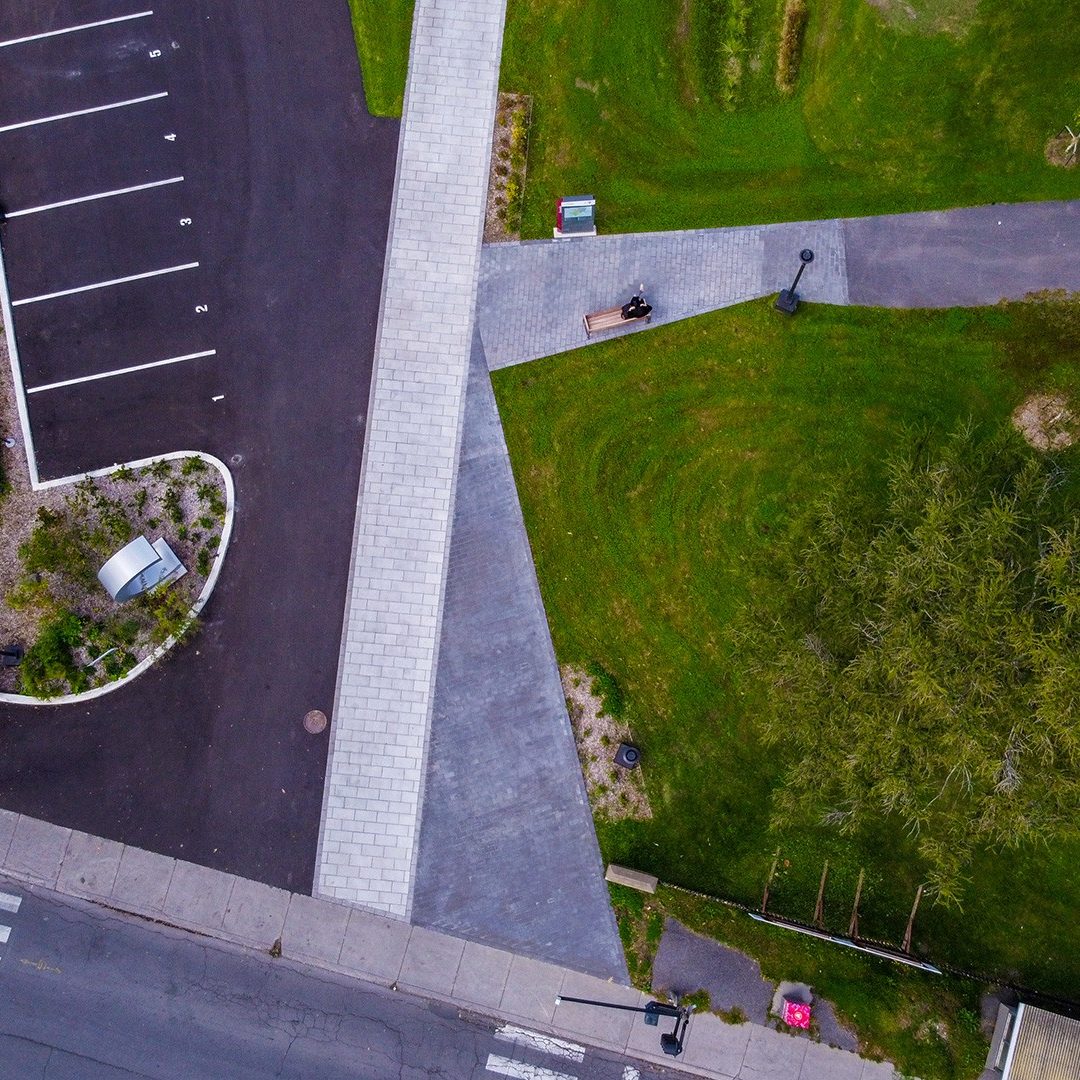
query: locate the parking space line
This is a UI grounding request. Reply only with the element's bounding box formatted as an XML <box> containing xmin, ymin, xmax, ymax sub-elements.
<box><xmin>6</xmin><ymin>177</ymin><xmax>184</xmax><ymax>218</ymax></box>
<box><xmin>0</xmin><ymin>11</ymin><xmax>153</xmax><ymax>49</ymax></box>
<box><xmin>0</xmin><ymin>92</ymin><xmax>167</xmax><ymax>134</ymax></box>
<box><xmin>13</xmin><ymin>262</ymin><xmax>199</xmax><ymax>306</ymax></box>
<box><xmin>27</xmin><ymin>350</ymin><xmax>217</xmax><ymax>394</ymax></box>
<box><xmin>0</xmin><ymin>893</ymin><xmax>20</xmax><ymax>914</ymax></box>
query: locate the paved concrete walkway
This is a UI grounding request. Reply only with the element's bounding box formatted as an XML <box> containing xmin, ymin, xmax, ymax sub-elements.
<box><xmin>0</xmin><ymin>809</ymin><xmax>896</xmax><ymax>1080</ymax></box>
<box><xmin>478</xmin><ymin>200</ymin><xmax>1080</xmax><ymax>370</ymax></box>
<box><xmin>479</xmin><ymin>219</ymin><xmax>848</xmax><ymax>369</ymax></box>
<box><xmin>316</xmin><ymin>0</ymin><xmax>508</xmax><ymax>917</ymax></box>
<box><xmin>412</xmin><ymin>331</ymin><xmax>626</xmax><ymax>981</ymax></box>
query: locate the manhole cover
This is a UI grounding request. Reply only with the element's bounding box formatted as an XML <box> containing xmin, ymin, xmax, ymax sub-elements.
<box><xmin>303</xmin><ymin>710</ymin><xmax>328</xmax><ymax>734</ymax></box>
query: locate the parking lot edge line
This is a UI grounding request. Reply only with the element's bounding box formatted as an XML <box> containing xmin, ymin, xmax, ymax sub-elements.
<box><xmin>7</xmin><ymin>176</ymin><xmax>184</xmax><ymax>218</ymax></box>
<box><xmin>0</xmin><ymin>91</ymin><xmax>168</xmax><ymax>135</ymax></box>
<box><xmin>0</xmin><ymin>233</ymin><xmax>38</xmax><ymax>486</ymax></box>
<box><xmin>12</xmin><ymin>262</ymin><xmax>199</xmax><ymax>306</ymax></box>
<box><xmin>26</xmin><ymin>349</ymin><xmax>217</xmax><ymax>394</ymax></box>
<box><xmin>0</xmin><ymin>11</ymin><xmax>154</xmax><ymax>50</ymax></box>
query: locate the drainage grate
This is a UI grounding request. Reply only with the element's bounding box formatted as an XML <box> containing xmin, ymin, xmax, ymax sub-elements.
<box><xmin>303</xmin><ymin>710</ymin><xmax>328</xmax><ymax>734</ymax></box>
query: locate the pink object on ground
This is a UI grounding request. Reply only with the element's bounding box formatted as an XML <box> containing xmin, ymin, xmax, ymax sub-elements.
<box><xmin>782</xmin><ymin>1000</ymin><xmax>812</xmax><ymax>1029</ymax></box>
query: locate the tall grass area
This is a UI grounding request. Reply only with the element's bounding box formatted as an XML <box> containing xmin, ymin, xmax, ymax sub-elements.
<box><xmin>345</xmin><ymin>0</ymin><xmax>414</xmax><ymax>117</ymax></box>
<box><xmin>491</xmin><ymin>299</ymin><xmax>1080</xmax><ymax>1015</ymax></box>
<box><xmin>500</xmin><ymin>0</ymin><xmax>1079</xmax><ymax>234</ymax></box>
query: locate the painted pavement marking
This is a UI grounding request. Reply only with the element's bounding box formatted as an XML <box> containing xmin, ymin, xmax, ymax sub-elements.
<box><xmin>13</xmin><ymin>262</ymin><xmax>198</xmax><ymax>306</ymax></box>
<box><xmin>0</xmin><ymin>92</ymin><xmax>167</xmax><ymax>134</ymax></box>
<box><xmin>485</xmin><ymin>1055</ymin><xmax>577</xmax><ymax>1080</ymax></box>
<box><xmin>494</xmin><ymin>1026</ymin><xmax>586</xmax><ymax>1063</ymax></box>
<box><xmin>0</xmin><ymin>12</ymin><xmax>153</xmax><ymax>49</ymax></box>
<box><xmin>7</xmin><ymin>177</ymin><xmax>184</xmax><ymax>218</ymax></box>
<box><xmin>27</xmin><ymin>350</ymin><xmax>217</xmax><ymax>394</ymax></box>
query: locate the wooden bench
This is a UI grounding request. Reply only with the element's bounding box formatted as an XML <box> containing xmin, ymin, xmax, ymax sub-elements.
<box><xmin>583</xmin><ymin>305</ymin><xmax>651</xmax><ymax>339</ymax></box>
<box><xmin>605</xmin><ymin>864</ymin><xmax>659</xmax><ymax>894</ymax></box>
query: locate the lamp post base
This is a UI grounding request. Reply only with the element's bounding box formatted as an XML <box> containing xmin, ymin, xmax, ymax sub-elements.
<box><xmin>774</xmin><ymin>289</ymin><xmax>799</xmax><ymax>315</ymax></box>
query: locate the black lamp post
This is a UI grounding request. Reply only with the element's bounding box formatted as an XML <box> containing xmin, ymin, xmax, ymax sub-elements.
<box><xmin>774</xmin><ymin>248</ymin><xmax>814</xmax><ymax>314</ymax></box>
<box><xmin>554</xmin><ymin>994</ymin><xmax>694</xmax><ymax>1057</ymax></box>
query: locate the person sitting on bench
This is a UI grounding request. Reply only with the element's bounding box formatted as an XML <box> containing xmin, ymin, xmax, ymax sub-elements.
<box><xmin>621</xmin><ymin>295</ymin><xmax>652</xmax><ymax>320</ymax></box>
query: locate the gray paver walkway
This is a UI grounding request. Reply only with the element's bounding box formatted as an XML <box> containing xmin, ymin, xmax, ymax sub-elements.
<box><xmin>0</xmin><ymin>810</ymin><xmax>897</xmax><ymax>1080</ymax></box>
<box><xmin>315</xmin><ymin>0</ymin><xmax>508</xmax><ymax>916</ymax></box>
<box><xmin>479</xmin><ymin>200</ymin><xmax>1080</xmax><ymax>371</ymax></box>
<box><xmin>479</xmin><ymin>219</ymin><xmax>848</xmax><ymax>369</ymax></box>
<box><xmin>411</xmin><ymin>330</ymin><xmax>626</xmax><ymax>981</ymax></box>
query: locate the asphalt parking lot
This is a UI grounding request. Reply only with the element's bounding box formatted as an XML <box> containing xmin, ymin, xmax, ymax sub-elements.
<box><xmin>0</xmin><ymin>1</ymin><xmax>399</xmax><ymax>892</ymax></box>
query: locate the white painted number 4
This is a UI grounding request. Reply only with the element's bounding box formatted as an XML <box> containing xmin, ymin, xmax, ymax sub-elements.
<box><xmin>165</xmin><ymin>133</ymin><xmax>177</xmax><ymax>142</ymax></box>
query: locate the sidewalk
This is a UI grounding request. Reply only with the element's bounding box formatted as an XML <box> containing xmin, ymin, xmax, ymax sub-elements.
<box><xmin>0</xmin><ymin>809</ymin><xmax>897</xmax><ymax>1080</ymax></box>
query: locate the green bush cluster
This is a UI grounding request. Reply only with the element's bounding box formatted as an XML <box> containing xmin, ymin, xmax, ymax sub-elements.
<box><xmin>697</xmin><ymin>0</ymin><xmax>753</xmax><ymax>109</ymax></box>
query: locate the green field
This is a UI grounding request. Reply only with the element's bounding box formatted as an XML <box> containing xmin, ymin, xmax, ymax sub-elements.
<box><xmin>500</xmin><ymin>0</ymin><xmax>1079</xmax><ymax>234</ymax></box>
<box><xmin>346</xmin><ymin>0</ymin><xmax>414</xmax><ymax>117</ymax></box>
<box><xmin>491</xmin><ymin>297</ymin><xmax>1080</xmax><ymax>1074</ymax></box>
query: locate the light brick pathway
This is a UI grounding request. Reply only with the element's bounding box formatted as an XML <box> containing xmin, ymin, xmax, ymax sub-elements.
<box><xmin>315</xmin><ymin>0</ymin><xmax>507</xmax><ymax>917</ymax></box>
<box><xmin>478</xmin><ymin>218</ymin><xmax>848</xmax><ymax>369</ymax></box>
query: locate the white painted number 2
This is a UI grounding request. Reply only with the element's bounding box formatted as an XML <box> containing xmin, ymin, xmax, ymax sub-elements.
<box><xmin>196</xmin><ymin>305</ymin><xmax>208</xmax><ymax>314</ymax></box>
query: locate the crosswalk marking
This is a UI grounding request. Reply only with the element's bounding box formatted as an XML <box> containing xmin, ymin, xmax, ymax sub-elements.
<box><xmin>0</xmin><ymin>925</ymin><xmax>10</xmax><ymax>944</ymax></box>
<box><xmin>494</xmin><ymin>1026</ymin><xmax>585</xmax><ymax>1063</ymax></box>
<box><xmin>485</xmin><ymin>1054</ymin><xmax>577</xmax><ymax>1080</ymax></box>
<box><xmin>623</xmin><ymin>1068</ymin><xmax>640</xmax><ymax>1080</ymax></box>
<box><xmin>0</xmin><ymin>892</ymin><xmax>22</xmax><ymax>914</ymax></box>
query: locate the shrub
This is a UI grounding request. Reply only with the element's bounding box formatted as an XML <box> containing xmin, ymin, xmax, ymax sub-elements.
<box><xmin>19</xmin><ymin>613</ymin><xmax>88</xmax><ymax>698</ymax></box>
<box><xmin>163</xmin><ymin>483</ymin><xmax>184</xmax><ymax>525</ymax></box>
<box><xmin>197</xmin><ymin>482</ymin><xmax>226</xmax><ymax>517</ymax></box>
<box><xmin>776</xmin><ymin>0</ymin><xmax>809</xmax><ymax>94</ymax></box>
<box><xmin>181</xmin><ymin>457</ymin><xmax>207</xmax><ymax>476</ymax></box>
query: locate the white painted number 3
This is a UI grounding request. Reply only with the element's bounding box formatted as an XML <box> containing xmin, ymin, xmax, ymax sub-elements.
<box><xmin>180</xmin><ymin>218</ymin><xmax>192</xmax><ymax>226</ymax></box>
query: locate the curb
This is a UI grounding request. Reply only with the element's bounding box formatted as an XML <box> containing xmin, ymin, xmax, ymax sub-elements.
<box><xmin>0</xmin><ymin>809</ymin><xmax>898</xmax><ymax>1080</ymax></box>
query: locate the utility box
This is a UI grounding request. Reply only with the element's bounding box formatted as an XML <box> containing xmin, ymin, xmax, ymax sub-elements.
<box><xmin>554</xmin><ymin>194</ymin><xmax>596</xmax><ymax>239</ymax></box>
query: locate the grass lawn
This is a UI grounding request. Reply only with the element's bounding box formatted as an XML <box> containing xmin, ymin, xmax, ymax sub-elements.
<box><xmin>345</xmin><ymin>0</ymin><xmax>414</xmax><ymax>117</ymax></box>
<box><xmin>491</xmin><ymin>297</ymin><xmax>1080</xmax><ymax>1076</ymax></box>
<box><xmin>500</xmin><ymin>0</ymin><xmax>1080</xmax><ymax>235</ymax></box>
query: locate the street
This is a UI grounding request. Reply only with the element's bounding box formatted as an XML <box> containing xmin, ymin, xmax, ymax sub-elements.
<box><xmin>0</xmin><ymin>879</ymin><xmax>675</xmax><ymax>1080</ymax></box>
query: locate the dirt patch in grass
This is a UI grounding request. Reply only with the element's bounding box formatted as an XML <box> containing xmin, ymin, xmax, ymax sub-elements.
<box><xmin>562</xmin><ymin>664</ymin><xmax>652</xmax><ymax>822</ymax></box>
<box><xmin>1012</xmin><ymin>393</ymin><xmax>1077</xmax><ymax>451</ymax></box>
<box><xmin>863</xmin><ymin>0</ymin><xmax>980</xmax><ymax>36</ymax></box>
<box><xmin>1044</xmin><ymin>129</ymin><xmax>1078</xmax><ymax>168</ymax></box>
